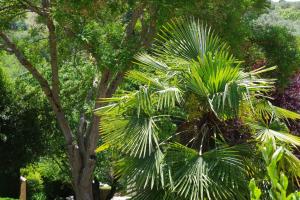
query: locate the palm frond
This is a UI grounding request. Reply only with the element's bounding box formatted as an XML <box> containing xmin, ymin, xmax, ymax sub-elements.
<box><xmin>137</xmin><ymin>86</ymin><xmax>153</xmax><ymax>116</ymax></box>
<box><xmin>156</xmin><ymin>87</ymin><xmax>183</xmax><ymax>110</ymax></box>
<box><xmin>238</xmin><ymin>66</ymin><xmax>276</xmax><ymax>93</ymax></box>
<box><xmin>101</xmin><ymin>115</ymin><xmax>161</xmax><ymax>158</ymax></box>
<box><xmin>117</xmin><ymin>149</ymin><xmax>165</xmax><ymax>190</ymax></box>
<box><xmin>134</xmin><ymin>53</ymin><xmax>169</xmax><ymax>72</ymax></box>
<box><xmin>273</xmin><ymin>106</ymin><xmax>300</xmax><ymax>121</ymax></box>
<box><xmin>282</xmin><ymin>148</ymin><xmax>300</xmax><ymax>178</ymax></box>
<box><xmin>95</xmin><ymin>93</ymin><xmax>138</xmax><ymax>115</ymax></box>
<box><xmin>253</xmin><ymin>100</ymin><xmax>300</xmax><ymax>122</ymax></box>
<box><xmin>249</xmin><ymin>65</ymin><xmax>277</xmax><ymax>75</ymax></box>
<box><xmin>127</xmin><ymin>70</ymin><xmax>164</xmax><ymax>89</ymax></box>
<box><xmin>166</xmin><ymin>143</ymin><xmax>249</xmax><ymax>200</ymax></box>
<box><xmin>154</xmin><ymin>18</ymin><xmax>228</xmax><ymax>62</ymax></box>
<box><xmin>184</xmin><ymin>53</ymin><xmax>242</xmax><ymax>119</ymax></box>
<box><xmin>251</xmin><ymin>123</ymin><xmax>300</xmax><ymax>146</ymax></box>
<box><xmin>130</xmin><ymin>187</ymin><xmax>181</xmax><ymax>200</ymax></box>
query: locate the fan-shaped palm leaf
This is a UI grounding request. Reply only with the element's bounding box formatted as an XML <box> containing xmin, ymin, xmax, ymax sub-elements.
<box><xmin>253</xmin><ymin>100</ymin><xmax>300</xmax><ymax>122</ymax></box>
<box><xmin>116</xmin><ymin>149</ymin><xmax>165</xmax><ymax>190</ymax></box>
<box><xmin>154</xmin><ymin>18</ymin><xmax>228</xmax><ymax>62</ymax></box>
<box><xmin>100</xmin><ymin>115</ymin><xmax>161</xmax><ymax>158</ymax></box>
<box><xmin>166</xmin><ymin>143</ymin><xmax>249</xmax><ymax>200</ymax></box>
<box><xmin>250</xmin><ymin>123</ymin><xmax>300</xmax><ymax>146</ymax></box>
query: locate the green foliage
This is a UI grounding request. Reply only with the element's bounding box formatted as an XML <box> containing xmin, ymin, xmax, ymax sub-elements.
<box><xmin>20</xmin><ymin>157</ymin><xmax>72</xmax><ymax>200</ymax></box>
<box><xmin>250</xmin><ymin>141</ymin><xmax>300</xmax><ymax>200</ymax></box>
<box><xmin>250</xmin><ymin>24</ymin><xmax>300</xmax><ymax>88</ymax></box>
<box><xmin>245</xmin><ymin>3</ymin><xmax>300</xmax><ymax>88</ymax></box>
<box><xmin>0</xmin><ymin>67</ymin><xmax>49</xmax><ymax>197</ymax></box>
<box><xmin>0</xmin><ymin>52</ymin><xmax>24</xmax><ymax>78</ymax></box>
<box><xmin>0</xmin><ymin>0</ymin><xmax>285</xmax><ymax>198</ymax></box>
<box><xmin>253</xmin><ymin>8</ymin><xmax>300</xmax><ymax>36</ymax></box>
<box><xmin>279</xmin><ymin>7</ymin><xmax>300</xmax><ymax>21</ymax></box>
<box><xmin>171</xmin><ymin>0</ymin><xmax>270</xmax><ymax>57</ymax></box>
<box><xmin>249</xmin><ymin>179</ymin><xmax>262</xmax><ymax>200</ymax></box>
<box><xmin>98</xmin><ymin>19</ymin><xmax>300</xmax><ymax>199</ymax></box>
<box><xmin>21</xmin><ymin>165</ymin><xmax>44</xmax><ymax>196</ymax></box>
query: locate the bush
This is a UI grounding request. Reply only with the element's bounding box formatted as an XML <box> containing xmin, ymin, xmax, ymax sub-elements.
<box><xmin>248</xmin><ymin>8</ymin><xmax>300</xmax><ymax>88</ymax></box>
<box><xmin>20</xmin><ymin>164</ymin><xmax>44</xmax><ymax>200</ymax></box>
<box><xmin>250</xmin><ymin>24</ymin><xmax>300</xmax><ymax>88</ymax></box>
<box><xmin>20</xmin><ymin>157</ymin><xmax>72</xmax><ymax>200</ymax></box>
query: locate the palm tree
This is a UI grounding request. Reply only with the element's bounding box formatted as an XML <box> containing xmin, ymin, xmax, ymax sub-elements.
<box><xmin>96</xmin><ymin>19</ymin><xmax>300</xmax><ymax>200</ymax></box>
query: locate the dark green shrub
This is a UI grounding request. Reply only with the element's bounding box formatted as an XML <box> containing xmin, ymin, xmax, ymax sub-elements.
<box><xmin>250</xmin><ymin>24</ymin><xmax>300</xmax><ymax>88</ymax></box>
<box><xmin>0</xmin><ymin>66</ymin><xmax>48</xmax><ymax>198</ymax></box>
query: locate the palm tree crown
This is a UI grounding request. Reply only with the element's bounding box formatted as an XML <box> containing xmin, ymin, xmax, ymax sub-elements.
<box><xmin>96</xmin><ymin>19</ymin><xmax>300</xmax><ymax>200</ymax></box>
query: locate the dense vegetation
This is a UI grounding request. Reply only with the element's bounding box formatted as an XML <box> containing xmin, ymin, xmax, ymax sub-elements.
<box><xmin>1</xmin><ymin>0</ymin><xmax>300</xmax><ymax>200</ymax></box>
<box><xmin>98</xmin><ymin>19</ymin><xmax>300</xmax><ymax>200</ymax></box>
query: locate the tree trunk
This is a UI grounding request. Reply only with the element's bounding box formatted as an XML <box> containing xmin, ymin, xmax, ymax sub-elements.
<box><xmin>67</xmin><ymin>143</ymin><xmax>96</xmax><ymax>200</ymax></box>
<box><xmin>73</xmin><ymin>180</ymin><xmax>93</xmax><ymax>200</ymax></box>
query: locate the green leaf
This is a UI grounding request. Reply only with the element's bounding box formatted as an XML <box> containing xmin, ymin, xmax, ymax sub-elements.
<box><xmin>249</xmin><ymin>179</ymin><xmax>262</xmax><ymax>200</ymax></box>
<box><xmin>254</xmin><ymin>125</ymin><xmax>300</xmax><ymax>146</ymax></box>
<box><xmin>95</xmin><ymin>143</ymin><xmax>110</xmax><ymax>153</ymax></box>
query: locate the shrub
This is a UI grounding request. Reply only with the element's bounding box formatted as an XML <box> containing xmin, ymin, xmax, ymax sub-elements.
<box><xmin>20</xmin><ymin>164</ymin><xmax>44</xmax><ymax>200</ymax></box>
<box><xmin>250</xmin><ymin>24</ymin><xmax>300</xmax><ymax>88</ymax></box>
<box><xmin>20</xmin><ymin>157</ymin><xmax>72</xmax><ymax>200</ymax></box>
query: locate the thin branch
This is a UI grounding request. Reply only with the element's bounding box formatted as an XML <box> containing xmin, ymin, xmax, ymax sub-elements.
<box><xmin>28</xmin><ymin>37</ymin><xmax>48</xmax><ymax>44</ymax></box>
<box><xmin>0</xmin><ymin>31</ymin><xmax>51</xmax><ymax>93</ymax></box>
<box><xmin>42</xmin><ymin>0</ymin><xmax>61</xmax><ymax>106</ymax></box>
<box><xmin>47</xmin><ymin>20</ymin><xmax>60</xmax><ymax>100</ymax></box>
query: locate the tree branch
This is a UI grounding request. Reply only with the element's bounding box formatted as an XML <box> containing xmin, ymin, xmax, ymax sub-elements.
<box><xmin>106</xmin><ymin>71</ymin><xmax>125</xmax><ymax>98</ymax></box>
<box><xmin>0</xmin><ymin>30</ymin><xmax>73</xmax><ymax>145</ymax></box>
<box><xmin>47</xmin><ymin>19</ymin><xmax>60</xmax><ymax>101</ymax></box>
<box><xmin>86</xmin><ymin>69</ymin><xmax>111</xmax><ymax>153</ymax></box>
<box><xmin>125</xmin><ymin>3</ymin><xmax>145</xmax><ymax>40</ymax></box>
<box><xmin>0</xmin><ymin>4</ymin><xmax>20</xmax><ymax>12</ymax></box>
